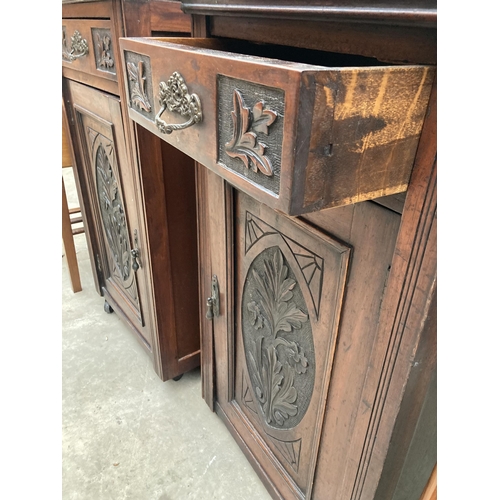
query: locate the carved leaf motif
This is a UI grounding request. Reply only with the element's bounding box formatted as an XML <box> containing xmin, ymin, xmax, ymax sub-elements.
<box><xmin>248</xmin><ymin>301</ymin><xmax>264</xmax><ymax>329</ymax></box>
<box><xmin>275</xmin><ymin>302</ymin><xmax>309</xmax><ymax>333</ymax></box>
<box><xmin>95</xmin><ymin>144</ymin><xmax>131</xmax><ymax>282</ymax></box>
<box><xmin>97</xmin><ymin>36</ymin><xmax>103</xmax><ymax>58</ymax></box>
<box><xmin>127</xmin><ymin>61</ymin><xmax>138</xmax><ymax>81</ymax></box>
<box><xmin>96</xmin><ymin>34</ymin><xmax>114</xmax><ymax>69</ymax></box>
<box><xmin>225</xmin><ymin>90</ymin><xmax>274</xmax><ymax>177</ymax></box>
<box><xmin>127</xmin><ymin>61</ymin><xmax>151</xmax><ymax>113</ymax></box>
<box><xmin>275</xmin><ymin>338</ymin><xmax>308</xmax><ymax>375</ymax></box>
<box><xmin>272</xmin><ymin>363</ymin><xmax>298</xmax><ymax>426</ymax></box>
<box><xmin>246</xmin><ymin>248</ymin><xmax>309</xmax><ymax>427</ymax></box>
<box><xmin>248</xmin><ymin>336</ymin><xmax>268</xmax><ymax>408</ymax></box>
<box><xmin>255</xmin><ymin>250</ymin><xmax>309</xmax><ymax>337</ymax></box>
<box><xmin>252</xmin><ymin>101</ymin><xmax>277</xmax><ymax>135</ymax></box>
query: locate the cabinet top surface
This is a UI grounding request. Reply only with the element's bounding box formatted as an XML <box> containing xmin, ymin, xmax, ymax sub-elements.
<box><xmin>181</xmin><ymin>0</ymin><xmax>437</xmax><ymax>27</ymax></box>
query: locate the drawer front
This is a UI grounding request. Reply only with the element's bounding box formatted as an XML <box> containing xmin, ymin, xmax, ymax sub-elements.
<box><xmin>120</xmin><ymin>37</ymin><xmax>435</xmax><ymax>215</ymax></box>
<box><xmin>62</xmin><ymin>19</ymin><xmax>117</xmax><ymax>82</ymax></box>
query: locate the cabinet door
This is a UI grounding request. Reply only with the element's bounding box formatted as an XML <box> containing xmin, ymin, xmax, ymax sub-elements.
<box><xmin>238</xmin><ymin>193</ymin><xmax>350</xmax><ymax>496</ymax></box>
<box><xmin>65</xmin><ymin>79</ymin><xmax>152</xmax><ymax>347</ymax></box>
<box><xmin>200</xmin><ymin>169</ymin><xmax>401</xmax><ymax>499</ymax></box>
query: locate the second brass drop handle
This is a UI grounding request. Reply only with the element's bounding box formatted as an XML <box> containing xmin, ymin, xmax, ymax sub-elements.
<box><xmin>131</xmin><ymin>249</ymin><xmax>140</xmax><ymax>272</ymax></box>
<box><xmin>155</xmin><ymin>72</ymin><xmax>203</xmax><ymax>134</ymax></box>
<box><xmin>62</xmin><ymin>29</ymin><xmax>89</xmax><ymax>61</ymax></box>
<box><xmin>131</xmin><ymin>229</ymin><xmax>141</xmax><ymax>272</ymax></box>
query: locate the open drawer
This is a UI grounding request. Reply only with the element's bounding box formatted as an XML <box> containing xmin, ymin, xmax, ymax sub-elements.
<box><xmin>119</xmin><ymin>37</ymin><xmax>435</xmax><ymax>215</ymax></box>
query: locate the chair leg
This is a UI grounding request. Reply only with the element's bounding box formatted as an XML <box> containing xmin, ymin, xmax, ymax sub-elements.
<box><xmin>62</xmin><ymin>177</ymin><xmax>82</xmax><ymax>293</ymax></box>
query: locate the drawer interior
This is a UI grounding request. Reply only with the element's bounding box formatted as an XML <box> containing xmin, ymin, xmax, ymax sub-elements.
<box><xmin>147</xmin><ymin>37</ymin><xmax>392</xmax><ymax>68</ymax></box>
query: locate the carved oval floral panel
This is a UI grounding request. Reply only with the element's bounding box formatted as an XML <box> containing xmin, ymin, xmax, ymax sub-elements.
<box><xmin>242</xmin><ymin>246</ymin><xmax>315</xmax><ymax>430</ymax></box>
<box><xmin>95</xmin><ymin>144</ymin><xmax>132</xmax><ymax>283</ymax></box>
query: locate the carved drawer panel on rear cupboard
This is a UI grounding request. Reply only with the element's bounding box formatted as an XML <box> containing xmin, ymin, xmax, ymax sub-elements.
<box><xmin>62</xmin><ymin>19</ymin><xmax>117</xmax><ymax>82</ymax></box>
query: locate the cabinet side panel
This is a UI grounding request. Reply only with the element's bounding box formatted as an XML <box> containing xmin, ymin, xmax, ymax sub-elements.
<box><xmin>134</xmin><ymin>125</ymin><xmax>201</xmax><ymax>379</ymax></box>
<box><xmin>302</xmin><ymin>201</ymin><xmax>401</xmax><ymax>499</ymax></box>
<box><xmin>159</xmin><ymin>139</ymin><xmax>201</xmax><ymax>361</ymax></box>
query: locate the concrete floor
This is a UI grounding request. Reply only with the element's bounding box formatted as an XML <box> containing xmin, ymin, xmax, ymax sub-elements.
<box><xmin>62</xmin><ymin>167</ymin><xmax>272</xmax><ymax>500</ymax></box>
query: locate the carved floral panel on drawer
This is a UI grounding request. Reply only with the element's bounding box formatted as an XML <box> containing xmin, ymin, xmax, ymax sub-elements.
<box><xmin>91</xmin><ymin>28</ymin><xmax>116</xmax><ymax>75</ymax></box>
<box><xmin>217</xmin><ymin>75</ymin><xmax>285</xmax><ymax>197</ymax></box>
<box><xmin>62</xmin><ymin>19</ymin><xmax>118</xmax><ymax>83</ymax></box>
<box><xmin>124</xmin><ymin>51</ymin><xmax>155</xmax><ymax>120</ymax></box>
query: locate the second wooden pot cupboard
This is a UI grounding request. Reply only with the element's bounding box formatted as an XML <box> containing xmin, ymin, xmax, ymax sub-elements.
<box><xmin>118</xmin><ymin>1</ymin><xmax>437</xmax><ymax>498</ymax></box>
<box><xmin>62</xmin><ymin>0</ymin><xmax>201</xmax><ymax>381</ymax></box>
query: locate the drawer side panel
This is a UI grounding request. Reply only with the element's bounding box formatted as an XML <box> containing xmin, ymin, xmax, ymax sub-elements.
<box><xmin>297</xmin><ymin>66</ymin><xmax>435</xmax><ymax>212</ymax></box>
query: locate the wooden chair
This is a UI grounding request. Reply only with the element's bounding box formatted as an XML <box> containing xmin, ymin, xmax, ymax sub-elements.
<box><xmin>419</xmin><ymin>464</ymin><xmax>437</xmax><ymax>500</ymax></box>
<box><xmin>62</xmin><ymin>109</ymin><xmax>84</xmax><ymax>293</ymax></box>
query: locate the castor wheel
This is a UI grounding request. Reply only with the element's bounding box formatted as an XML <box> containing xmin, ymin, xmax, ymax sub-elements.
<box><xmin>172</xmin><ymin>374</ymin><xmax>183</xmax><ymax>382</ymax></box>
<box><xmin>104</xmin><ymin>300</ymin><xmax>114</xmax><ymax>314</ymax></box>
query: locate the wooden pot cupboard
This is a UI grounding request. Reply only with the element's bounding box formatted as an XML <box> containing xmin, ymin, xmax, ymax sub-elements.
<box><xmin>63</xmin><ymin>1</ymin><xmax>437</xmax><ymax>498</ymax></box>
<box><xmin>62</xmin><ymin>0</ymin><xmax>200</xmax><ymax>381</ymax></box>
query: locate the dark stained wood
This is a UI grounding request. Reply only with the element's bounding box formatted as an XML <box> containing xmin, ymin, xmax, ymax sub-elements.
<box><xmin>62</xmin><ymin>19</ymin><xmax>118</xmax><ymax>80</ymax></box>
<box><xmin>133</xmin><ymin>124</ymin><xmax>201</xmax><ymax>379</ymax></box>
<box><xmin>122</xmin><ymin>0</ymin><xmax>152</xmax><ymax>37</ymax></box>
<box><xmin>120</xmin><ymin>36</ymin><xmax>434</xmax><ymax>215</ymax></box>
<box><xmin>191</xmin><ymin>13</ymin><xmax>210</xmax><ymax>37</ymax></box>
<box><xmin>65</xmin><ymin>79</ymin><xmax>152</xmax><ymax>343</ymax></box>
<box><xmin>306</xmin><ymin>76</ymin><xmax>436</xmax><ymax>500</ymax></box>
<box><xmin>150</xmin><ymin>0</ymin><xmax>192</xmax><ymax>32</ymax></box>
<box><xmin>167</xmin><ymin>4</ymin><xmax>437</xmax><ymax>499</ymax></box>
<box><xmin>62</xmin><ymin>9</ymin><xmax>122</xmax><ymax>94</ymax></box>
<box><xmin>296</xmin><ymin>201</ymin><xmax>400</xmax><ymax>499</ymax></box>
<box><xmin>195</xmin><ymin>163</ymin><xmax>216</xmax><ymax>409</ymax></box>
<box><xmin>121</xmin><ymin>0</ymin><xmax>191</xmax><ymax>37</ymax></box>
<box><xmin>62</xmin><ymin>66</ymin><xmax>120</xmax><ymax>95</ymax></box>
<box><xmin>182</xmin><ymin>0</ymin><xmax>436</xmax><ymax>28</ymax></box>
<box><xmin>374</xmin><ymin>293</ymin><xmax>436</xmax><ymax>499</ymax></box>
<box><xmin>159</xmin><ymin>141</ymin><xmax>200</xmax><ymax>363</ymax></box>
<box><xmin>193</xmin><ymin>168</ymin><xmax>401</xmax><ymax>498</ymax></box>
<box><xmin>210</xmin><ymin>16</ymin><xmax>436</xmax><ymax>64</ymax></box>
<box><xmin>62</xmin><ymin>1</ymin><xmax>438</xmax><ymax>497</ymax></box>
<box><xmin>372</xmin><ymin>192</ymin><xmax>406</xmax><ymax>214</ymax></box>
<box><xmin>62</xmin><ymin>0</ymin><xmax>112</xmax><ymax>18</ymax></box>
<box><xmin>63</xmin><ymin>0</ymin><xmax>201</xmax><ymax>381</ymax></box>
<box><xmin>349</xmin><ymin>77</ymin><xmax>437</xmax><ymax>500</ymax></box>
<box><xmin>197</xmin><ymin>170</ymin><xmax>234</xmax><ymax>409</ymax></box>
<box><xmin>237</xmin><ymin>197</ymin><xmax>352</xmax><ymax>497</ymax></box>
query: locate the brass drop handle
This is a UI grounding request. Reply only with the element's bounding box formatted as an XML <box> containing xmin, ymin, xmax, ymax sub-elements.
<box><xmin>62</xmin><ymin>29</ymin><xmax>89</xmax><ymax>61</ymax></box>
<box><xmin>131</xmin><ymin>248</ymin><xmax>140</xmax><ymax>272</ymax></box>
<box><xmin>205</xmin><ymin>275</ymin><xmax>220</xmax><ymax>320</ymax></box>
<box><xmin>155</xmin><ymin>72</ymin><xmax>203</xmax><ymax>134</ymax></box>
<box><xmin>131</xmin><ymin>230</ymin><xmax>141</xmax><ymax>272</ymax></box>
